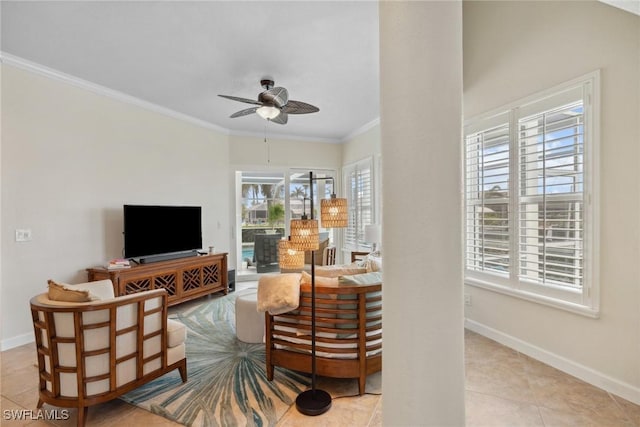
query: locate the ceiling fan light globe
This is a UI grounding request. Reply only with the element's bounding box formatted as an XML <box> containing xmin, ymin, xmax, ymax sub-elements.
<box><xmin>256</xmin><ymin>106</ymin><xmax>280</xmax><ymax>120</ymax></box>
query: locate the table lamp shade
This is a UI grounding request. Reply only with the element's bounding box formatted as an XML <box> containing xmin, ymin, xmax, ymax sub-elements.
<box><xmin>364</xmin><ymin>224</ymin><xmax>381</xmax><ymax>244</ymax></box>
<box><xmin>278</xmin><ymin>239</ymin><xmax>305</xmax><ymax>269</ymax></box>
<box><xmin>290</xmin><ymin>218</ymin><xmax>319</xmax><ymax>251</ymax></box>
<box><xmin>320</xmin><ymin>197</ymin><xmax>348</xmax><ymax>228</ymax></box>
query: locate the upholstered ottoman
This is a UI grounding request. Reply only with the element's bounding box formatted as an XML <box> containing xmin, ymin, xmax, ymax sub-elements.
<box><xmin>235</xmin><ymin>289</ymin><xmax>265</xmax><ymax>343</ymax></box>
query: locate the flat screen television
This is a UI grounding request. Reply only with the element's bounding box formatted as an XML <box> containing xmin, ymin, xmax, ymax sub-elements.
<box><xmin>123</xmin><ymin>205</ymin><xmax>202</xmax><ymax>260</ymax></box>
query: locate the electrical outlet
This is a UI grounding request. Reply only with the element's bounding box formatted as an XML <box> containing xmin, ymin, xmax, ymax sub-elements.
<box><xmin>15</xmin><ymin>229</ymin><xmax>33</xmax><ymax>242</ymax></box>
<box><xmin>464</xmin><ymin>294</ymin><xmax>472</xmax><ymax>306</ymax></box>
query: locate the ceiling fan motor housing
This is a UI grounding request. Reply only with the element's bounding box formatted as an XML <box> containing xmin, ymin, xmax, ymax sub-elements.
<box><xmin>260</xmin><ymin>79</ymin><xmax>275</xmax><ymax>90</ymax></box>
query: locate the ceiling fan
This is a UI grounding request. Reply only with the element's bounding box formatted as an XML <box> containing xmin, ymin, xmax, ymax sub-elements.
<box><xmin>218</xmin><ymin>79</ymin><xmax>319</xmax><ymax>125</ymax></box>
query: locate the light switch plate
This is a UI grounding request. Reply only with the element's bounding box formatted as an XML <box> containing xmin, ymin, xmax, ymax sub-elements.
<box><xmin>15</xmin><ymin>229</ymin><xmax>32</xmax><ymax>242</ymax></box>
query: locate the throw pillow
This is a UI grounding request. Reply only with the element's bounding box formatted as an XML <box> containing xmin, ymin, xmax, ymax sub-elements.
<box><xmin>300</xmin><ymin>271</ymin><xmax>338</xmax><ymax>287</ymax></box>
<box><xmin>47</xmin><ymin>280</ymin><xmax>93</xmax><ymax>302</ymax></box>
<box><xmin>257</xmin><ymin>273</ymin><xmax>301</xmax><ymax>315</ymax></box>
<box><xmin>365</xmin><ymin>255</ymin><xmax>383</xmax><ymax>272</ymax></box>
<box><xmin>338</xmin><ymin>271</ymin><xmax>383</xmax><ymax>285</ymax></box>
<box><xmin>315</xmin><ymin>265</ymin><xmax>367</xmax><ymax>278</ymax></box>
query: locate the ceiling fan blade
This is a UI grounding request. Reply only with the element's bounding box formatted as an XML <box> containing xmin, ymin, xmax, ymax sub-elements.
<box><xmin>218</xmin><ymin>94</ymin><xmax>263</xmax><ymax>106</ymax></box>
<box><xmin>281</xmin><ymin>100</ymin><xmax>320</xmax><ymax>114</ymax></box>
<box><xmin>260</xmin><ymin>87</ymin><xmax>289</xmax><ymax>108</ymax></box>
<box><xmin>230</xmin><ymin>107</ymin><xmax>258</xmax><ymax>118</ymax></box>
<box><xmin>270</xmin><ymin>112</ymin><xmax>288</xmax><ymax>125</ymax></box>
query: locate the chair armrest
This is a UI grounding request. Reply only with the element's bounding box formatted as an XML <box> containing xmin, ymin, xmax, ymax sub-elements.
<box><xmin>323</xmin><ymin>246</ymin><xmax>337</xmax><ymax>266</ymax></box>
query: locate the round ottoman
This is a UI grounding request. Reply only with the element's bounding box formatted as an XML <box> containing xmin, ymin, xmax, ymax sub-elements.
<box><xmin>235</xmin><ymin>290</ymin><xmax>265</xmax><ymax>343</ymax></box>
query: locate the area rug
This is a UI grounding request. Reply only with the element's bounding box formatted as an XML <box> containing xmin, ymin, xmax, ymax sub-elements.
<box><xmin>120</xmin><ymin>290</ymin><xmax>381</xmax><ymax>427</ymax></box>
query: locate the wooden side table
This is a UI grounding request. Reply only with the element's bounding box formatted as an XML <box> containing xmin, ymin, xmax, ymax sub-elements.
<box><xmin>351</xmin><ymin>251</ymin><xmax>370</xmax><ymax>263</ymax></box>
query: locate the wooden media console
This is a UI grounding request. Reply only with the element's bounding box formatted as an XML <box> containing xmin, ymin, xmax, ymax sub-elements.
<box><xmin>87</xmin><ymin>253</ymin><xmax>228</xmax><ymax>306</ymax></box>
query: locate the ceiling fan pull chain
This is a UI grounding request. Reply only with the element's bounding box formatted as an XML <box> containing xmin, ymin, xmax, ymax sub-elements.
<box><xmin>264</xmin><ymin>123</ymin><xmax>271</xmax><ymax>165</ymax></box>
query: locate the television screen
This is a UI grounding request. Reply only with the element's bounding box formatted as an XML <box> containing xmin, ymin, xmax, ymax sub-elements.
<box><xmin>124</xmin><ymin>205</ymin><xmax>202</xmax><ymax>259</ymax></box>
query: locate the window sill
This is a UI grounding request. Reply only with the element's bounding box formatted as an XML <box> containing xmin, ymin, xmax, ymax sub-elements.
<box><xmin>464</xmin><ymin>276</ymin><xmax>600</xmax><ymax>319</ymax></box>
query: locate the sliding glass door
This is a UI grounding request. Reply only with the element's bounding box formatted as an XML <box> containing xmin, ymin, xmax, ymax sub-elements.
<box><xmin>236</xmin><ymin>168</ymin><xmax>338</xmax><ymax>276</ymax></box>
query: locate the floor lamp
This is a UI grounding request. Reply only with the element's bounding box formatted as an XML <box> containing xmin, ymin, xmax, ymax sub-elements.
<box><xmin>288</xmin><ymin>171</ymin><xmax>348</xmax><ymax>416</ymax></box>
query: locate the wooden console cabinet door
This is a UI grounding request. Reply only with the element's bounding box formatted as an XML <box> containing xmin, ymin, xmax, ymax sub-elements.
<box><xmin>87</xmin><ymin>253</ymin><xmax>228</xmax><ymax>306</ymax></box>
<box><xmin>179</xmin><ymin>256</ymin><xmax>226</xmax><ymax>299</ymax></box>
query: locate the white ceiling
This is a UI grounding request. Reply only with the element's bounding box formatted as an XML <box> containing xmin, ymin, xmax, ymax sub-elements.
<box><xmin>1</xmin><ymin>1</ymin><xmax>380</xmax><ymax>143</ymax></box>
<box><xmin>3</xmin><ymin>1</ymin><xmax>636</xmax><ymax>143</ymax></box>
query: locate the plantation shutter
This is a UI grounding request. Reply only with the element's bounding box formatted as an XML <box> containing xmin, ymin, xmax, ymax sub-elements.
<box><xmin>518</xmin><ymin>96</ymin><xmax>584</xmax><ymax>289</ymax></box>
<box><xmin>463</xmin><ymin>73</ymin><xmax>597</xmax><ymax>312</ymax></box>
<box><xmin>465</xmin><ymin>118</ymin><xmax>511</xmax><ymax>274</ymax></box>
<box><xmin>344</xmin><ymin>158</ymin><xmax>373</xmax><ymax>250</ymax></box>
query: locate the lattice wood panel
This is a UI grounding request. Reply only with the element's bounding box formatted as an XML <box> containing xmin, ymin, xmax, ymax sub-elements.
<box><xmin>87</xmin><ymin>253</ymin><xmax>228</xmax><ymax>304</ymax></box>
<box><xmin>153</xmin><ymin>274</ymin><xmax>177</xmax><ymax>296</ymax></box>
<box><xmin>182</xmin><ymin>268</ymin><xmax>201</xmax><ymax>292</ymax></box>
<box><xmin>203</xmin><ymin>264</ymin><xmax>219</xmax><ymax>287</ymax></box>
<box><xmin>125</xmin><ymin>278</ymin><xmax>151</xmax><ymax>294</ymax></box>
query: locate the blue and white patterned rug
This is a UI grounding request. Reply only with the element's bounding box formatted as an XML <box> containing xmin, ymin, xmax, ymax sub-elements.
<box><xmin>120</xmin><ymin>290</ymin><xmax>310</xmax><ymax>427</ymax></box>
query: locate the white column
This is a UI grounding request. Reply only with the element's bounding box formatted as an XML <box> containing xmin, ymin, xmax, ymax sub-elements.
<box><xmin>380</xmin><ymin>2</ymin><xmax>465</xmax><ymax>425</ymax></box>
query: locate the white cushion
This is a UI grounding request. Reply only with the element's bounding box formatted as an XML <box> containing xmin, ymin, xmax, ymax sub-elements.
<box><xmin>168</xmin><ymin>343</ymin><xmax>186</xmax><ymax>366</ymax></box>
<box><xmin>167</xmin><ymin>319</ymin><xmax>187</xmax><ymax>348</ymax></box>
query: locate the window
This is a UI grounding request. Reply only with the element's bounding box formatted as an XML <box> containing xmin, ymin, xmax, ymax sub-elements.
<box><xmin>343</xmin><ymin>157</ymin><xmax>374</xmax><ymax>251</ymax></box>
<box><xmin>464</xmin><ymin>72</ymin><xmax>599</xmax><ymax>316</ymax></box>
<box><xmin>236</xmin><ymin>168</ymin><xmax>338</xmax><ymax>274</ymax></box>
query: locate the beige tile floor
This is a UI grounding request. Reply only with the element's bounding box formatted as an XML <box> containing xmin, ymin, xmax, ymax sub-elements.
<box><xmin>2</xmin><ymin>327</ymin><xmax>639</xmax><ymax>426</ymax></box>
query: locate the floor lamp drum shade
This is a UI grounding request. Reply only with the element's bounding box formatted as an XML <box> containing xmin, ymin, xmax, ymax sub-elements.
<box><xmin>278</xmin><ymin>239</ymin><xmax>305</xmax><ymax>269</ymax></box>
<box><xmin>290</xmin><ymin>218</ymin><xmax>320</xmax><ymax>251</ymax></box>
<box><xmin>320</xmin><ymin>197</ymin><xmax>348</xmax><ymax>228</ymax></box>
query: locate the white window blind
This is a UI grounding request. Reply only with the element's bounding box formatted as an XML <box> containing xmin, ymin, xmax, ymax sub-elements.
<box><xmin>343</xmin><ymin>158</ymin><xmax>373</xmax><ymax>249</ymax></box>
<box><xmin>518</xmin><ymin>101</ymin><xmax>584</xmax><ymax>289</ymax></box>
<box><xmin>463</xmin><ymin>72</ymin><xmax>598</xmax><ymax>315</ymax></box>
<box><xmin>465</xmin><ymin>120</ymin><xmax>510</xmax><ymax>275</ymax></box>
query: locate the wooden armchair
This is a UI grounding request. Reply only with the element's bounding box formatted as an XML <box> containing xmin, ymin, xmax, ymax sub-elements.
<box><xmin>279</xmin><ymin>241</ymin><xmax>337</xmax><ymax>273</ymax></box>
<box><xmin>30</xmin><ymin>280</ymin><xmax>187</xmax><ymax>427</ymax></box>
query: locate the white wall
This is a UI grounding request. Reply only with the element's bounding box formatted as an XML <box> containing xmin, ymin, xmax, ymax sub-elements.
<box><xmin>464</xmin><ymin>1</ymin><xmax>640</xmax><ymax>400</ymax></box>
<box><xmin>341</xmin><ymin>122</ymin><xmax>381</xmax><ymax>166</ymax></box>
<box><xmin>1</xmin><ymin>64</ymin><xmax>231</xmax><ymax>349</ymax></box>
<box><xmin>341</xmin><ymin>123</ymin><xmax>382</xmax><ymax>263</ymax></box>
<box><xmin>228</xmin><ymin>134</ymin><xmax>341</xmax><ymax>169</ymax></box>
<box><xmin>380</xmin><ymin>2</ymin><xmax>465</xmax><ymax>425</ymax></box>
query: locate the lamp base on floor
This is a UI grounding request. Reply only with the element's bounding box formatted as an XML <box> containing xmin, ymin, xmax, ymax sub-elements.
<box><xmin>295</xmin><ymin>389</ymin><xmax>332</xmax><ymax>416</ymax></box>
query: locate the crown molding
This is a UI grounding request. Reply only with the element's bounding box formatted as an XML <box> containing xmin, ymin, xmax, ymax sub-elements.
<box><xmin>0</xmin><ymin>52</ymin><xmax>375</xmax><ymax>144</ymax></box>
<box><xmin>340</xmin><ymin>117</ymin><xmax>381</xmax><ymax>143</ymax></box>
<box><xmin>0</xmin><ymin>51</ymin><xmax>230</xmax><ymax>135</ymax></box>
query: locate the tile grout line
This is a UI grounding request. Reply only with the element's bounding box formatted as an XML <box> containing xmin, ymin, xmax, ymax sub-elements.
<box><xmin>607</xmin><ymin>390</ymin><xmax>639</xmax><ymax>427</ymax></box>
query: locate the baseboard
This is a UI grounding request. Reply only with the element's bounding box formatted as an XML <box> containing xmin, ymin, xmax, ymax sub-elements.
<box><xmin>1</xmin><ymin>332</ymin><xmax>34</xmax><ymax>351</ymax></box>
<box><xmin>465</xmin><ymin>319</ymin><xmax>640</xmax><ymax>405</ymax></box>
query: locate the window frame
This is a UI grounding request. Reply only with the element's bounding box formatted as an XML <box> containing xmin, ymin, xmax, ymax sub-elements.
<box><xmin>463</xmin><ymin>71</ymin><xmax>600</xmax><ymax>317</ymax></box>
<box><xmin>343</xmin><ymin>157</ymin><xmax>375</xmax><ymax>252</ymax></box>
